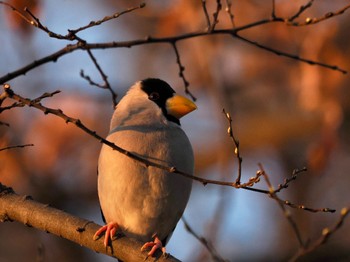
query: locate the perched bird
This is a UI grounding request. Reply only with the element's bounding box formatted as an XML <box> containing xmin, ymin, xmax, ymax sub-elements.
<box><xmin>94</xmin><ymin>78</ymin><xmax>197</xmax><ymax>257</ymax></box>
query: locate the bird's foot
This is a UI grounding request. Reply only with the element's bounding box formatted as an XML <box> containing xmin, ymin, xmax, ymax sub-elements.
<box><xmin>93</xmin><ymin>222</ymin><xmax>119</xmax><ymax>247</ymax></box>
<box><xmin>141</xmin><ymin>234</ymin><xmax>166</xmax><ymax>257</ymax></box>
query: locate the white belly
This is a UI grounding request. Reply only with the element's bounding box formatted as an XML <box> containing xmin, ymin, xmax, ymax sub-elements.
<box><xmin>97</xmin><ymin>125</ymin><xmax>193</xmax><ymax>242</ymax></box>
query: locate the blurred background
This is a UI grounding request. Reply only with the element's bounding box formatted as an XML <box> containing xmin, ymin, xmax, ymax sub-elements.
<box><xmin>1</xmin><ymin>0</ymin><xmax>350</xmax><ymax>261</ymax></box>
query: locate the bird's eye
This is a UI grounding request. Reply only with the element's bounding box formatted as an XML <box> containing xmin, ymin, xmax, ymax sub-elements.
<box><xmin>149</xmin><ymin>92</ymin><xmax>160</xmax><ymax>101</ymax></box>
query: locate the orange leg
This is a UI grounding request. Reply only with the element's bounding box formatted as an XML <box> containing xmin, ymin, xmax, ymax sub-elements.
<box><xmin>141</xmin><ymin>235</ymin><xmax>166</xmax><ymax>257</ymax></box>
<box><xmin>93</xmin><ymin>222</ymin><xmax>119</xmax><ymax>247</ymax></box>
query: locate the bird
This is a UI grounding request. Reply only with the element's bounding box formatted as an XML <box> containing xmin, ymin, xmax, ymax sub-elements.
<box><xmin>93</xmin><ymin>78</ymin><xmax>197</xmax><ymax>257</ymax></box>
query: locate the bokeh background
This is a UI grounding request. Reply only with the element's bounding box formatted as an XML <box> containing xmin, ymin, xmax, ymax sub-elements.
<box><xmin>1</xmin><ymin>1</ymin><xmax>350</xmax><ymax>261</ymax></box>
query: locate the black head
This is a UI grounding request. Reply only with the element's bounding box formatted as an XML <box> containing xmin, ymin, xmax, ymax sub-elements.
<box><xmin>140</xmin><ymin>78</ymin><xmax>180</xmax><ymax>125</ymax></box>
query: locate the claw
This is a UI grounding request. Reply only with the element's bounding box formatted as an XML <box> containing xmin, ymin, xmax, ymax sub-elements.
<box><xmin>93</xmin><ymin>222</ymin><xmax>119</xmax><ymax>247</ymax></box>
<box><xmin>141</xmin><ymin>235</ymin><xmax>166</xmax><ymax>257</ymax></box>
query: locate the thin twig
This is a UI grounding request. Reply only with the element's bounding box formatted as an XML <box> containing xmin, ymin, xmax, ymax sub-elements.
<box><xmin>0</xmin><ymin>144</ymin><xmax>34</xmax><ymax>152</ymax></box>
<box><xmin>224</xmin><ymin>0</ymin><xmax>235</xmax><ymax>27</ymax></box>
<box><xmin>273</xmin><ymin>167</ymin><xmax>307</xmax><ymax>194</ymax></box>
<box><xmin>278</xmin><ymin>199</ymin><xmax>335</xmax><ymax>213</ymax></box>
<box><xmin>271</xmin><ymin>0</ymin><xmax>276</xmax><ymax>19</ymax></box>
<box><xmin>182</xmin><ymin>217</ymin><xmax>228</xmax><ymax>262</ymax></box>
<box><xmin>85</xmin><ymin>49</ymin><xmax>118</xmax><ymax>107</ymax></box>
<box><xmin>80</xmin><ymin>71</ymin><xmax>104</xmax><ymax>88</ymax></box>
<box><xmin>68</xmin><ymin>3</ymin><xmax>146</xmax><ymax>36</ymax></box>
<box><xmin>0</xmin><ymin>1</ymin><xmax>145</xmax><ymax>41</ymax></box>
<box><xmin>0</xmin><ymin>1</ymin><xmax>33</xmax><ymax>24</ymax></box>
<box><xmin>234</xmin><ymin>34</ymin><xmax>347</xmax><ymax>74</ymax></box>
<box><xmin>209</xmin><ymin>0</ymin><xmax>222</xmax><ymax>32</ymax></box>
<box><xmin>288</xmin><ymin>0</ymin><xmax>315</xmax><ymax>22</ymax></box>
<box><xmin>259</xmin><ymin>164</ymin><xmax>306</xmax><ymax>248</ymax></box>
<box><xmin>201</xmin><ymin>0</ymin><xmax>211</xmax><ymax>30</ymax></box>
<box><xmin>171</xmin><ymin>42</ymin><xmax>196</xmax><ymax>101</ymax></box>
<box><xmin>0</xmin><ymin>101</ymin><xmax>23</xmax><ymax>113</ymax></box>
<box><xmin>0</xmin><ymin>121</ymin><xmax>10</xmax><ymax>127</ymax></box>
<box><xmin>223</xmin><ymin>109</ymin><xmax>242</xmax><ymax>184</ymax></box>
<box><xmin>0</xmin><ymin>90</ymin><xmax>60</xmax><ymax>113</ymax></box>
<box><xmin>290</xmin><ymin>207</ymin><xmax>350</xmax><ymax>261</ymax></box>
<box><xmin>24</xmin><ymin>6</ymin><xmax>71</xmax><ymax>40</ymax></box>
<box><xmin>287</xmin><ymin>3</ymin><xmax>350</xmax><ymax>26</ymax></box>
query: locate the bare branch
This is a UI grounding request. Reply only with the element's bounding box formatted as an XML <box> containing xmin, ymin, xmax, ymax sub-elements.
<box><xmin>23</xmin><ymin>6</ymin><xmax>72</xmax><ymax>40</ymax></box>
<box><xmin>273</xmin><ymin>167</ymin><xmax>307</xmax><ymax>194</ymax></box>
<box><xmin>0</xmin><ymin>101</ymin><xmax>23</xmax><ymax>113</ymax></box>
<box><xmin>287</xmin><ymin>3</ymin><xmax>350</xmax><ymax>26</ymax></box>
<box><xmin>288</xmin><ymin>0</ymin><xmax>315</xmax><ymax>22</ymax></box>
<box><xmin>171</xmin><ymin>42</ymin><xmax>196</xmax><ymax>101</ymax></box>
<box><xmin>0</xmin><ymin>84</ymin><xmax>271</xmax><ymax>192</ymax></box>
<box><xmin>223</xmin><ymin>109</ymin><xmax>242</xmax><ymax>184</ymax></box>
<box><xmin>1</xmin><ymin>8</ymin><xmax>348</xmax><ymax>85</ymax></box>
<box><xmin>278</xmin><ymin>199</ymin><xmax>335</xmax><ymax>213</ymax></box>
<box><xmin>271</xmin><ymin>0</ymin><xmax>276</xmax><ymax>19</ymax></box>
<box><xmin>259</xmin><ymin>164</ymin><xmax>306</xmax><ymax>248</ymax></box>
<box><xmin>67</xmin><ymin>3</ymin><xmax>146</xmax><ymax>36</ymax></box>
<box><xmin>0</xmin><ymin>89</ymin><xmax>60</xmax><ymax>113</ymax></box>
<box><xmin>0</xmin><ymin>183</ymin><xmax>179</xmax><ymax>262</ymax></box>
<box><xmin>0</xmin><ymin>121</ymin><xmax>10</xmax><ymax>127</ymax></box>
<box><xmin>84</xmin><ymin>49</ymin><xmax>118</xmax><ymax>107</ymax></box>
<box><xmin>290</xmin><ymin>207</ymin><xmax>350</xmax><ymax>261</ymax></box>
<box><xmin>210</xmin><ymin>0</ymin><xmax>222</xmax><ymax>32</ymax></box>
<box><xmin>2</xmin><ymin>84</ymin><xmax>339</xmax><ymax>217</ymax></box>
<box><xmin>224</xmin><ymin>0</ymin><xmax>235</xmax><ymax>27</ymax></box>
<box><xmin>182</xmin><ymin>217</ymin><xmax>228</xmax><ymax>262</ymax></box>
<box><xmin>201</xmin><ymin>0</ymin><xmax>211</xmax><ymax>30</ymax></box>
<box><xmin>14</xmin><ymin>2</ymin><xmax>146</xmax><ymax>41</ymax></box>
<box><xmin>0</xmin><ymin>1</ymin><xmax>33</xmax><ymax>25</ymax></box>
<box><xmin>0</xmin><ymin>144</ymin><xmax>34</xmax><ymax>152</ymax></box>
<box><xmin>234</xmin><ymin>34</ymin><xmax>347</xmax><ymax>74</ymax></box>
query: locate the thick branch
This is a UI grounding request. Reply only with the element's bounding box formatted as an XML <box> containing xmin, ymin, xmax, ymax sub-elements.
<box><xmin>0</xmin><ymin>183</ymin><xmax>179</xmax><ymax>262</ymax></box>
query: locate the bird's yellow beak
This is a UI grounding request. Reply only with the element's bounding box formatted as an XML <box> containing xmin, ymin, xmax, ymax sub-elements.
<box><xmin>166</xmin><ymin>95</ymin><xmax>197</xmax><ymax>119</ymax></box>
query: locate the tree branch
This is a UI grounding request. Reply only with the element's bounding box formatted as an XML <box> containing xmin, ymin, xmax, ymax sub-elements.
<box><xmin>182</xmin><ymin>217</ymin><xmax>228</xmax><ymax>262</ymax></box>
<box><xmin>1</xmin><ymin>8</ymin><xmax>348</xmax><ymax>85</ymax></box>
<box><xmin>171</xmin><ymin>42</ymin><xmax>196</xmax><ymax>101</ymax></box>
<box><xmin>1</xmin><ymin>84</ymin><xmax>337</xmax><ymax>214</ymax></box>
<box><xmin>83</xmin><ymin>48</ymin><xmax>118</xmax><ymax>107</ymax></box>
<box><xmin>0</xmin><ymin>144</ymin><xmax>34</xmax><ymax>152</ymax></box>
<box><xmin>0</xmin><ymin>183</ymin><xmax>179</xmax><ymax>262</ymax></box>
<box><xmin>290</xmin><ymin>207</ymin><xmax>350</xmax><ymax>261</ymax></box>
<box><xmin>234</xmin><ymin>34</ymin><xmax>347</xmax><ymax>74</ymax></box>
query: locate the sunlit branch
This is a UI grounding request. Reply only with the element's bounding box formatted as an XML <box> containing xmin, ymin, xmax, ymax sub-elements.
<box><xmin>0</xmin><ymin>183</ymin><xmax>179</xmax><ymax>262</ymax></box>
